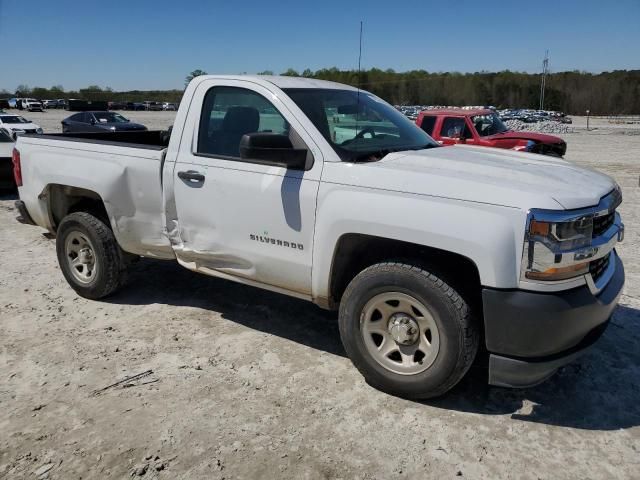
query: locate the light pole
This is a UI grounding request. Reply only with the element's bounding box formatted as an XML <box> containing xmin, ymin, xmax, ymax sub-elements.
<box><xmin>586</xmin><ymin>109</ymin><xmax>590</xmax><ymax>131</ymax></box>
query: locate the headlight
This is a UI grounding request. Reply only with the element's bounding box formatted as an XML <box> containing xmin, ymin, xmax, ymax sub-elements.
<box><xmin>36</xmin><ymin>128</ymin><xmax>43</xmax><ymax>134</ymax></box>
<box><xmin>522</xmin><ymin>189</ymin><xmax>623</xmax><ymax>284</ymax></box>
<box><xmin>524</xmin><ymin>215</ymin><xmax>592</xmax><ymax>281</ymax></box>
<box><xmin>109</xmin><ymin>126</ymin><xmax>116</xmax><ymax>131</ymax></box>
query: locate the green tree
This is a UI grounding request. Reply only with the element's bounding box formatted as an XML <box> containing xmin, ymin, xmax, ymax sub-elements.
<box><xmin>257</xmin><ymin>70</ymin><xmax>274</xmax><ymax>75</ymax></box>
<box><xmin>281</xmin><ymin>68</ymin><xmax>300</xmax><ymax>77</ymax></box>
<box><xmin>185</xmin><ymin>69</ymin><xmax>208</xmax><ymax>87</ymax></box>
<box><xmin>15</xmin><ymin>84</ymin><xmax>31</xmax><ymax>96</ymax></box>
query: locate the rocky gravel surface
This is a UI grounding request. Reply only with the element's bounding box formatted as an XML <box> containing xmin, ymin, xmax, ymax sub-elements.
<box><xmin>503</xmin><ymin>119</ymin><xmax>572</xmax><ymax>134</ymax></box>
<box><xmin>0</xmin><ymin>113</ymin><xmax>639</xmax><ymax>479</ymax></box>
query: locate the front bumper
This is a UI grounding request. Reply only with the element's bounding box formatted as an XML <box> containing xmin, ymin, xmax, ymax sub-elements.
<box><xmin>483</xmin><ymin>252</ymin><xmax>624</xmax><ymax>388</ymax></box>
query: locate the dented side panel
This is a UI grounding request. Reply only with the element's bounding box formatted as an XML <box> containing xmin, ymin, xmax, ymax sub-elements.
<box><xmin>171</xmin><ymin>164</ymin><xmax>320</xmax><ymax>294</ymax></box>
<box><xmin>16</xmin><ymin>138</ymin><xmax>174</xmax><ymax>259</ymax></box>
<box><xmin>164</xmin><ymin>77</ymin><xmax>325</xmax><ymax>296</ymax></box>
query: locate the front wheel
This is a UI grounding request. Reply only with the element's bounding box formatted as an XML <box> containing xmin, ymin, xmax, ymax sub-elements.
<box><xmin>339</xmin><ymin>262</ymin><xmax>479</xmax><ymax>399</ymax></box>
<box><xmin>56</xmin><ymin>212</ymin><xmax>128</xmax><ymax>299</ymax></box>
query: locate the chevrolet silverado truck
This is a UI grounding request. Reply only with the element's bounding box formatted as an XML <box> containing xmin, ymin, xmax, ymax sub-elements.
<box><xmin>13</xmin><ymin>76</ymin><xmax>624</xmax><ymax>398</ymax></box>
<box><xmin>416</xmin><ymin>108</ymin><xmax>567</xmax><ymax>157</ymax></box>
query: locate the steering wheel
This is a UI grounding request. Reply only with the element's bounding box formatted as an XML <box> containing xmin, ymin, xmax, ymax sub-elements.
<box><xmin>355</xmin><ymin>126</ymin><xmax>377</xmax><ymax>139</ymax></box>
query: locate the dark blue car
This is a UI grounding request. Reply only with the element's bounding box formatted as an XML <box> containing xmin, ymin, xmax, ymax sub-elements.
<box><xmin>62</xmin><ymin>111</ymin><xmax>147</xmax><ymax>133</ymax></box>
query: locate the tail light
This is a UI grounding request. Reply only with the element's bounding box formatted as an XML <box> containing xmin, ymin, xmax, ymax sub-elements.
<box><xmin>12</xmin><ymin>148</ymin><xmax>22</xmax><ymax>187</ymax></box>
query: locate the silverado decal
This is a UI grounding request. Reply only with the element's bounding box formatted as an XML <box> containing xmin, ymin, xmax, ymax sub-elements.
<box><xmin>250</xmin><ymin>234</ymin><xmax>303</xmax><ymax>251</ymax></box>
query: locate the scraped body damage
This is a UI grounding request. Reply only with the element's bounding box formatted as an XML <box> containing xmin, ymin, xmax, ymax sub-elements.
<box><xmin>17</xmin><ymin>138</ymin><xmax>174</xmax><ymax>259</ymax></box>
<box><xmin>164</xmin><ymin>155</ymin><xmax>319</xmax><ymax>296</ymax></box>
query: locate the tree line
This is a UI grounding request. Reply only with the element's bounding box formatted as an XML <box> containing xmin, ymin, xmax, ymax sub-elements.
<box><xmin>4</xmin><ymin>68</ymin><xmax>639</xmax><ymax>114</ymax></box>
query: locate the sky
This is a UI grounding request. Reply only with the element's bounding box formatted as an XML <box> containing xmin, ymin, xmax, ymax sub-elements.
<box><xmin>1</xmin><ymin>0</ymin><xmax>639</xmax><ymax>92</ymax></box>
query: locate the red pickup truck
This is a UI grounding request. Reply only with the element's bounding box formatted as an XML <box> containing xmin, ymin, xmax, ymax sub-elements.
<box><xmin>416</xmin><ymin>108</ymin><xmax>567</xmax><ymax>157</ymax></box>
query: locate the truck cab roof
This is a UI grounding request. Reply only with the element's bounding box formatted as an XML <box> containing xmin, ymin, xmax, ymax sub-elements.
<box><xmin>191</xmin><ymin>75</ymin><xmax>360</xmax><ymax>91</ymax></box>
<box><xmin>420</xmin><ymin>108</ymin><xmax>494</xmax><ymax>117</ymax></box>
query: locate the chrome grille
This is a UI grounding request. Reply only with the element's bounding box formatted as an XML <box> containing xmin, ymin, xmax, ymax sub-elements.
<box><xmin>589</xmin><ymin>253</ymin><xmax>611</xmax><ymax>282</ymax></box>
<box><xmin>593</xmin><ymin>212</ymin><xmax>615</xmax><ymax>237</ymax></box>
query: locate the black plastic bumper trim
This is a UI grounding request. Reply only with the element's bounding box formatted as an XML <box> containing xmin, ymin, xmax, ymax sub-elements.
<box><xmin>482</xmin><ymin>253</ymin><xmax>624</xmax><ymax>358</ymax></box>
<box><xmin>15</xmin><ymin>200</ymin><xmax>36</xmax><ymax>225</ymax></box>
<box><xmin>488</xmin><ymin>320</ymin><xmax>609</xmax><ymax>388</ymax></box>
<box><xmin>484</xmin><ymin>253</ymin><xmax>623</xmax><ymax>388</ymax></box>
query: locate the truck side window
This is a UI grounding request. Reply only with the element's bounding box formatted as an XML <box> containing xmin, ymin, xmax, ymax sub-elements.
<box><xmin>420</xmin><ymin>115</ymin><xmax>437</xmax><ymax>135</ymax></box>
<box><xmin>197</xmin><ymin>86</ymin><xmax>290</xmax><ymax>158</ymax></box>
<box><xmin>440</xmin><ymin>117</ymin><xmax>465</xmax><ymax>138</ymax></box>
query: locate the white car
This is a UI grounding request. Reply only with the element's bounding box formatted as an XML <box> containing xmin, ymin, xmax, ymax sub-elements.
<box><xmin>162</xmin><ymin>102</ymin><xmax>177</xmax><ymax>111</ymax></box>
<box><xmin>0</xmin><ymin>114</ymin><xmax>43</xmax><ymax>139</ymax></box>
<box><xmin>14</xmin><ymin>75</ymin><xmax>625</xmax><ymax>399</ymax></box>
<box><xmin>19</xmin><ymin>98</ymin><xmax>44</xmax><ymax>112</ymax></box>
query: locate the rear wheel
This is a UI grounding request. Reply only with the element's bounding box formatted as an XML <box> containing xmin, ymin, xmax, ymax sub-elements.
<box><xmin>339</xmin><ymin>262</ymin><xmax>479</xmax><ymax>399</ymax></box>
<box><xmin>56</xmin><ymin>212</ymin><xmax>128</xmax><ymax>299</ymax></box>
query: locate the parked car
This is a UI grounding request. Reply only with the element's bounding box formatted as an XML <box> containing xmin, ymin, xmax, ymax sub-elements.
<box><xmin>144</xmin><ymin>101</ymin><xmax>163</xmax><ymax>111</ymax></box>
<box><xmin>416</xmin><ymin>108</ymin><xmax>567</xmax><ymax>156</ymax></box>
<box><xmin>14</xmin><ymin>75</ymin><xmax>624</xmax><ymax>399</ymax></box>
<box><xmin>61</xmin><ymin>111</ymin><xmax>147</xmax><ymax>133</ymax></box>
<box><xmin>126</xmin><ymin>102</ymin><xmax>147</xmax><ymax>111</ymax></box>
<box><xmin>43</xmin><ymin>99</ymin><xmax>67</xmax><ymax>109</ymax></box>
<box><xmin>162</xmin><ymin>102</ymin><xmax>177</xmax><ymax>111</ymax></box>
<box><xmin>0</xmin><ymin>128</ymin><xmax>15</xmax><ymax>190</ymax></box>
<box><xmin>18</xmin><ymin>98</ymin><xmax>44</xmax><ymax>112</ymax></box>
<box><xmin>108</xmin><ymin>101</ymin><xmax>128</xmax><ymax>110</ymax></box>
<box><xmin>0</xmin><ymin>114</ymin><xmax>43</xmax><ymax>139</ymax></box>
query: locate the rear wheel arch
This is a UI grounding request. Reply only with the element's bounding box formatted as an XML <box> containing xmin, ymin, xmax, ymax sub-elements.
<box><xmin>46</xmin><ymin>184</ymin><xmax>111</xmax><ymax>231</ymax></box>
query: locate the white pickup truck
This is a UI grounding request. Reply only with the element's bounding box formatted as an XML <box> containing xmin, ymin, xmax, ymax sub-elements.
<box><xmin>13</xmin><ymin>76</ymin><xmax>625</xmax><ymax>398</ymax></box>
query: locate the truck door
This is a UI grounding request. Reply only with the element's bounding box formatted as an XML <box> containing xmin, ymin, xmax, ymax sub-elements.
<box><xmin>167</xmin><ymin>79</ymin><xmax>322</xmax><ymax>298</ymax></box>
<box><xmin>438</xmin><ymin>116</ymin><xmax>468</xmax><ymax>146</ymax></box>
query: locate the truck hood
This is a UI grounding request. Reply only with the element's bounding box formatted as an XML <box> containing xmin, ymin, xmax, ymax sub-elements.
<box><xmin>485</xmin><ymin>130</ymin><xmax>563</xmax><ymax>144</ymax></box>
<box><xmin>324</xmin><ymin>145</ymin><xmax>615</xmax><ymax>211</ymax></box>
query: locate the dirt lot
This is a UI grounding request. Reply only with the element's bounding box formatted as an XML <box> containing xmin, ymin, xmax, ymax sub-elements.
<box><xmin>1</xmin><ymin>112</ymin><xmax>639</xmax><ymax>479</ymax></box>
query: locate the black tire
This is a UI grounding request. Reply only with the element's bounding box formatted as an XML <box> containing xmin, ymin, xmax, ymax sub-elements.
<box><xmin>339</xmin><ymin>262</ymin><xmax>479</xmax><ymax>399</ymax></box>
<box><xmin>56</xmin><ymin>212</ymin><xmax>127</xmax><ymax>299</ymax></box>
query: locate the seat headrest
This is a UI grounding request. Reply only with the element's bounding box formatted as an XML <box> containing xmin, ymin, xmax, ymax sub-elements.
<box><xmin>222</xmin><ymin>107</ymin><xmax>260</xmax><ymax>133</ymax></box>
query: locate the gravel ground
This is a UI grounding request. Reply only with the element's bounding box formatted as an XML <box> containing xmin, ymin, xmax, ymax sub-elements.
<box><xmin>1</xmin><ymin>112</ymin><xmax>639</xmax><ymax>479</ymax></box>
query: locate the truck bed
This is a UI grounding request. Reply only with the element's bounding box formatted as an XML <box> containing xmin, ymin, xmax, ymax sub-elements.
<box><xmin>15</xmin><ymin>132</ymin><xmax>174</xmax><ymax>259</ymax></box>
<box><xmin>30</xmin><ymin>130</ymin><xmax>171</xmax><ymax>150</ymax></box>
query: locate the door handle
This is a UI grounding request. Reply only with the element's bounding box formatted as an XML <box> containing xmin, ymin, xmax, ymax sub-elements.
<box><xmin>178</xmin><ymin>170</ymin><xmax>205</xmax><ymax>183</ymax></box>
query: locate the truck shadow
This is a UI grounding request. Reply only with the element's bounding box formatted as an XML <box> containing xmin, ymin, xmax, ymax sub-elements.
<box><xmin>426</xmin><ymin>303</ymin><xmax>640</xmax><ymax>431</ymax></box>
<box><xmin>108</xmin><ymin>258</ymin><xmax>345</xmax><ymax>357</ymax></box>
<box><xmin>109</xmin><ymin>258</ymin><xmax>640</xmax><ymax>431</ymax></box>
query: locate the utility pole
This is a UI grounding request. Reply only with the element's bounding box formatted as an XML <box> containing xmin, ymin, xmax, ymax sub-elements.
<box><xmin>539</xmin><ymin>50</ymin><xmax>549</xmax><ymax>110</ymax></box>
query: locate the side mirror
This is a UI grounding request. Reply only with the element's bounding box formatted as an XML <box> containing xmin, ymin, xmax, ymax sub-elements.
<box><xmin>90</xmin><ymin>118</ymin><xmax>96</xmax><ymax>125</ymax></box>
<box><xmin>240</xmin><ymin>133</ymin><xmax>307</xmax><ymax>170</ymax></box>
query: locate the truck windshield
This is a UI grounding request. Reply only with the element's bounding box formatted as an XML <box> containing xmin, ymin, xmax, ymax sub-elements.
<box><xmin>284</xmin><ymin>88</ymin><xmax>438</xmax><ymax>162</ymax></box>
<box><xmin>94</xmin><ymin>112</ymin><xmax>129</xmax><ymax>123</ymax></box>
<box><xmin>472</xmin><ymin>113</ymin><xmax>509</xmax><ymax>137</ymax></box>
